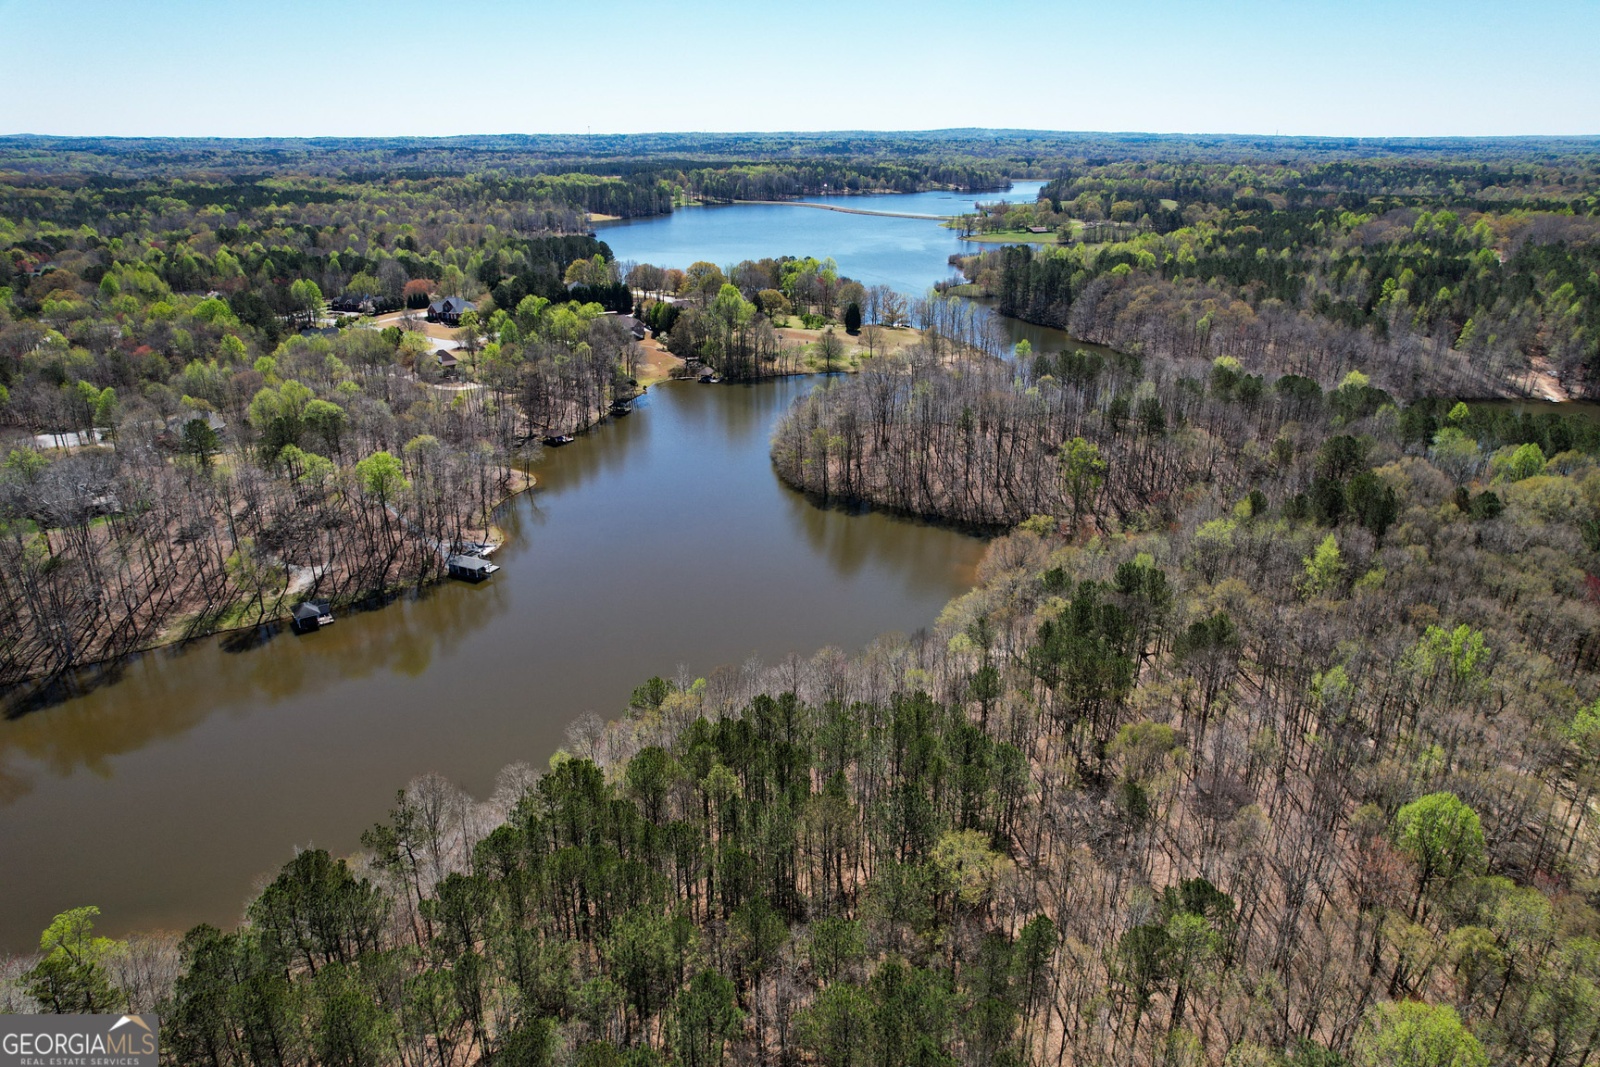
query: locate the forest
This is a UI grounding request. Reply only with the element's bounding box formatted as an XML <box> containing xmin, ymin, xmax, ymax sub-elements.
<box><xmin>13</xmin><ymin>361</ymin><xmax>1600</xmax><ymax>1064</ymax></box>
<box><xmin>5</xmin><ymin>134</ymin><xmax>1600</xmax><ymax>1067</ymax></box>
<box><xmin>0</xmin><ymin>164</ymin><xmax>654</xmax><ymax>685</ymax></box>
<box><xmin>948</xmin><ymin>156</ymin><xmax>1600</xmax><ymax>399</ymax></box>
<box><xmin>0</xmin><ymin>124</ymin><xmax>1041</xmax><ymax>685</ymax></box>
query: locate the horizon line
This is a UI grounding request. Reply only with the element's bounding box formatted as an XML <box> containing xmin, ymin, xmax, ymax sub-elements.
<box><xmin>3</xmin><ymin>128</ymin><xmax>1600</xmax><ymax>143</ymax></box>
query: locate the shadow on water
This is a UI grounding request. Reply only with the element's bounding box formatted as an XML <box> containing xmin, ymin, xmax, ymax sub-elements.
<box><xmin>3</xmin><ymin>660</ymin><xmax>135</xmax><ymax>721</ymax></box>
<box><xmin>0</xmin><ymin>576</ymin><xmax>511</xmax><ymax>801</ymax></box>
<box><xmin>781</xmin><ymin>483</ymin><xmax>996</xmax><ymax>584</ymax></box>
<box><xmin>219</xmin><ymin>624</ymin><xmax>281</xmax><ymax>656</ymax></box>
<box><xmin>0</xmin><ymin>302</ymin><xmax>989</xmax><ymax>954</ymax></box>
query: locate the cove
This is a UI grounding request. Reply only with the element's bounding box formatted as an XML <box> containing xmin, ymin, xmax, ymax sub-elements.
<box><xmin>0</xmin><ymin>377</ymin><xmax>987</xmax><ymax>952</ymax></box>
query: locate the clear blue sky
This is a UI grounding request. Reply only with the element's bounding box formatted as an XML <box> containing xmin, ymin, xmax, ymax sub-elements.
<box><xmin>4</xmin><ymin>0</ymin><xmax>1596</xmax><ymax>138</ymax></box>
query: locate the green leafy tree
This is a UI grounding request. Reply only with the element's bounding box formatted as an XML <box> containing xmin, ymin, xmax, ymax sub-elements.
<box><xmin>1350</xmin><ymin>1001</ymin><xmax>1487</xmax><ymax>1067</ymax></box>
<box><xmin>1057</xmin><ymin>436</ymin><xmax>1106</xmax><ymax>526</ymax></box>
<box><xmin>1408</xmin><ymin>624</ymin><xmax>1489</xmax><ymax>695</ymax></box>
<box><xmin>22</xmin><ymin>906</ymin><xmax>126</xmax><ymax>1013</ymax></box>
<box><xmin>1163</xmin><ymin>912</ymin><xmax>1222</xmax><ymax>1027</ymax></box>
<box><xmin>930</xmin><ymin>829</ymin><xmax>1010</xmax><ymax>916</ymax></box>
<box><xmin>91</xmin><ymin>386</ymin><xmax>117</xmax><ymax>433</ymax></box>
<box><xmin>355</xmin><ymin>451</ymin><xmax>409</xmax><ymax>509</ymax></box>
<box><xmin>1498</xmin><ymin>441</ymin><xmax>1546</xmax><ymax>482</ymax></box>
<box><xmin>1430</xmin><ymin>427</ymin><xmax>1481</xmax><ymax>483</ymax></box>
<box><xmin>6</xmin><ymin>447</ymin><xmax>47</xmax><ymax>482</ymax></box>
<box><xmin>1394</xmin><ymin>793</ymin><xmax>1485</xmax><ymax>918</ymax></box>
<box><xmin>248</xmin><ymin>379</ymin><xmax>314</xmax><ymax>459</ymax></box>
<box><xmin>302</xmin><ymin>398</ymin><xmax>347</xmax><ymax>456</ymax></box>
<box><xmin>289</xmin><ymin>278</ymin><xmax>324</xmax><ymax>328</ymax></box>
<box><xmin>1301</xmin><ymin>534</ymin><xmax>1343</xmax><ymax>598</ymax></box>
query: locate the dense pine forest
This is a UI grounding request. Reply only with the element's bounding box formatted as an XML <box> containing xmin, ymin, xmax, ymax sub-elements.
<box><xmin>4</xmin><ymin>133</ymin><xmax>1600</xmax><ymax>1067</ymax></box>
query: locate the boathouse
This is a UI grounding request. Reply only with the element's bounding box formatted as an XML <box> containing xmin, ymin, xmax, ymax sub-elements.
<box><xmin>291</xmin><ymin>600</ymin><xmax>336</xmax><ymax>633</ymax></box>
<box><xmin>447</xmin><ymin>554</ymin><xmax>500</xmax><ymax>581</ymax></box>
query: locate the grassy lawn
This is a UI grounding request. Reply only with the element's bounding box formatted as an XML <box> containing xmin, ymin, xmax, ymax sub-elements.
<box><xmin>776</xmin><ymin>322</ymin><xmax>929</xmax><ymax>370</ymax></box>
<box><xmin>633</xmin><ymin>339</ymin><xmax>685</xmax><ymax>388</ymax></box>
<box><xmin>960</xmin><ymin>229</ymin><xmax>1062</xmax><ymax>245</ymax></box>
<box><xmin>939</xmin><ymin>283</ymin><xmax>983</xmax><ymax>298</ymax></box>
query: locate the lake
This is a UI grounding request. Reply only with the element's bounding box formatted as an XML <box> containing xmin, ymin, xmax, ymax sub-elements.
<box><xmin>598</xmin><ymin>181</ymin><xmax>1049</xmax><ymax>296</ymax></box>
<box><xmin>0</xmin><ymin>182</ymin><xmax>1063</xmax><ymax>953</ymax></box>
<box><xmin>0</xmin><ymin>378</ymin><xmax>987</xmax><ymax>951</ymax></box>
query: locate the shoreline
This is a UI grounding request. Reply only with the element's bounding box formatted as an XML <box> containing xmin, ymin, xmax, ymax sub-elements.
<box><xmin>2</xmin><ymin>345</ymin><xmax>845</xmax><ymax>699</ymax></box>
<box><xmin>2</xmin><ymin>349</ymin><xmax>853</xmax><ymax>700</ymax></box>
<box><xmin>6</xmin><ymin>292</ymin><xmax>1081</xmax><ymax>700</ymax></box>
<box><xmin>0</xmin><ymin>468</ymin><xmax>542</xmax><ymax>701</ymax></box>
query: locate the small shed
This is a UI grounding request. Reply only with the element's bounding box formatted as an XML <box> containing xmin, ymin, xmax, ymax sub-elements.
<box><xmin>435</xmin><ymin>350</ymin><xmax>460</xmax><ymax>378</ymax></box>
<box><xmin>447</xmin><ymin>554</ymin><xmax>500</xmax><ymax>582</ymax></box>
<box><xmin>291</xmin><ymin>600</ymin><xmax>335</xmax><ymax>633</ymax></box>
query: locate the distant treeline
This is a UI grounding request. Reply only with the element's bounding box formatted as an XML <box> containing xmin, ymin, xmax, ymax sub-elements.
<box><xmin>6</xmin><ymin>131</ymin><xmax>1600</xmax><ymax>178</ymax></box>
<box><xmin>953</xmin><ymin>154</ymin><xmax>1600</xmax><ymax>398</ymax></box>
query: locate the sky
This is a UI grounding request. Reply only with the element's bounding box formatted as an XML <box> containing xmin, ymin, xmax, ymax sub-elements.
<box><xmin>3</xmin><ymin>0</ymin><xmax>1597</xmax><ymax>139</ymax></box>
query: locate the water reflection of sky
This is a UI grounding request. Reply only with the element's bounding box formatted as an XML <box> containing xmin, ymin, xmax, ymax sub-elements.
<box><xmin>599</xmin><ymin>182</ymin><xmax>1048</xmax><ymax>296</ymax></box>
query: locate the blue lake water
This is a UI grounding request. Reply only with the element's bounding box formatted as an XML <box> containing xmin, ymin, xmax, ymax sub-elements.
<box><xmin>598</xmin><ymin>181</ymin><xmax>1048</xmax><ymax>296</ymax></box>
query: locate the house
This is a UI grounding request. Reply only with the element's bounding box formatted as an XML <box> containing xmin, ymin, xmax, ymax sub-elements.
<box><xmin>329</xmin><ymin>293</ymin><xmax>382</xmax><ymax>314</ymax></box>
<box><xmin>291</xmin><ymin>600</ymin><xmax>335</xmax><ymax>633</ymax></box>
<box><xmin>1028</xmin><ymin>226</ymin><xmax>1051</xmax><ymax>234</ymax></box>
<box><xmin>612</xmin><ymin>313</ymin><xmax>649</xmax><ymax>341</ymax></box>
<box><xmin>163</xmin><ymin>410</ymin><xmax>228</xmax><ymax>438</ymax></box>
<box><xmin>447</xmin><ymin>554</ymin><xmax>500</xmax><ymax>581</ymax></box>
<box><xmin>435</xmin><ymin>350</ymin><xmax>460</xmax><ymax>378</ymax></box>
<box><xmin>427</xmin><ymin>296</ymin><xmax>476</xmax><ymax>326</ymax></box>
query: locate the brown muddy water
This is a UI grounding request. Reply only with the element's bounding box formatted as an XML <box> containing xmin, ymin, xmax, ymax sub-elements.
<box><xmin>0</xmin><ymin>377</ymin><xmax>987</xmax><ymax>952</ymax></box>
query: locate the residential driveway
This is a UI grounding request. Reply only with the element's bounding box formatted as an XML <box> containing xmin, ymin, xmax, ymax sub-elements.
<box><xmin>368</xmin><ymin>311</ymin><xmax>465</xmax><ymax>343</ymax></box>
